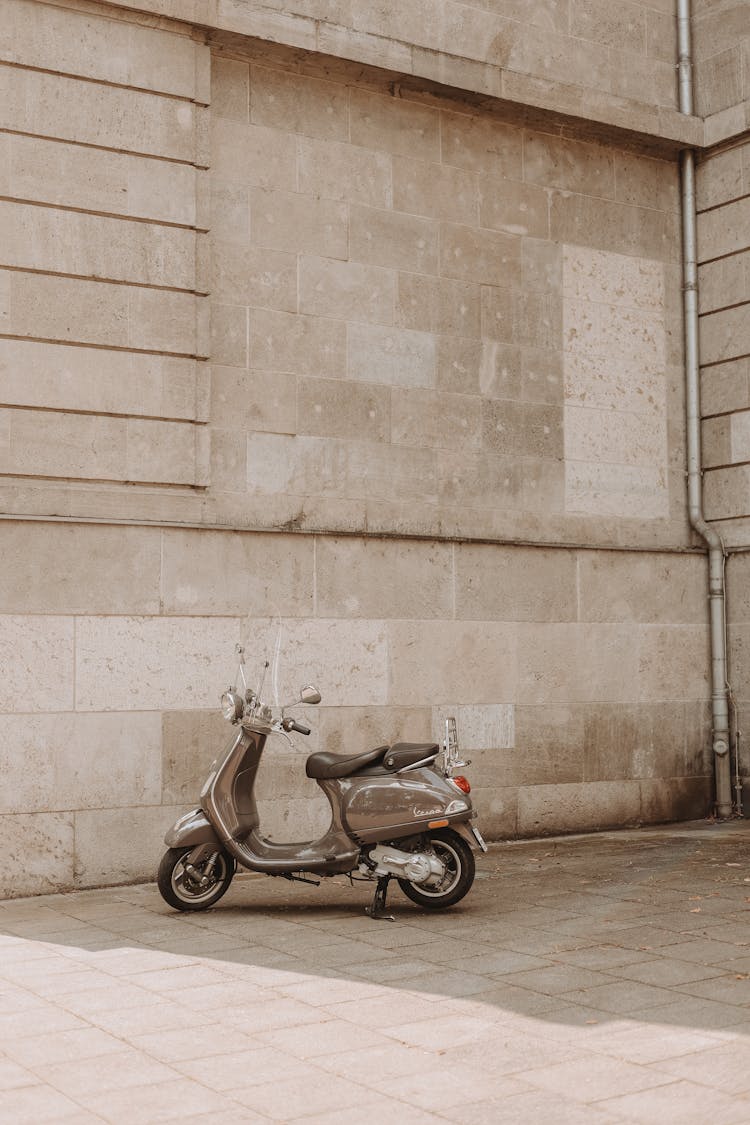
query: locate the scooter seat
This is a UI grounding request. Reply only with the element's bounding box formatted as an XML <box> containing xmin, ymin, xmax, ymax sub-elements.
<box><xmin>383</xmin><ymin>742</ymin><xmax>439</xmax><ymax>771</ymax></box>
<box><xmin>306</xmin><ymin>745</ymin><xmax>389</xmax><ymax>780</ymax></box>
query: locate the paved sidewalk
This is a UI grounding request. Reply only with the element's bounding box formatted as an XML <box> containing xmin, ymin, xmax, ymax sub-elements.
<box><xmin>2</xmin><ymin>822</ymin><xmax>750</xmax><ymax>1124</ymax></box>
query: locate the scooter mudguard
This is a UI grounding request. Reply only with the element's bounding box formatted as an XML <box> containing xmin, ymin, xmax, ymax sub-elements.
<box><xmin>165</xmin><ymin>808</ymin><xmax>221</xmax><ymax>849</ymax></box>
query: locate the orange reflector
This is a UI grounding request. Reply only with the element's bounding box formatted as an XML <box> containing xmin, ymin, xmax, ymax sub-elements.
<box><xmin>452</xmin><ymin>776</ymin><xmax>471</xmax><ymax>794</ymax></box>
<box><xmin>428</xmin><ymin>818</ymin><xmax>449</xmax><ymax>829</ymax></box>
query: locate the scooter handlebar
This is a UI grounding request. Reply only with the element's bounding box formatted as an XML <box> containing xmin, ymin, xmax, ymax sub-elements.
<box><xmin>283</xmin><ymin>718</ymin><xmax>311</xmax><ymax>736</ymax></box>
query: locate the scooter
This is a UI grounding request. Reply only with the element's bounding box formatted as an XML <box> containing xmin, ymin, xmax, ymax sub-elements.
<box><xmin>158</xmin><ymin>644</ymin><xmax>486</xmax><ymax>919</ymax></box>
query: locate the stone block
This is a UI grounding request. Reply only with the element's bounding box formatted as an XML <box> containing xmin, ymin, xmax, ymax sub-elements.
<box><xmin>211</xmin><ymin>367</ymin><xmax>296</xmax><ymax>435</ymax></box>
<box><xmin>522</xmin><ymin>239</ymin><xmax>562</xmax><ymax>294</ymax></box>
<box><xmin>349</xmin><ymin>88</ymin><xmax>440</xmax><ymax>162</ymax></box>
<box><xmin>161</xmin><ymin>528</ymin><xmax>314</xmax><ymax>616</ymax></box>
<box><xmin>250</xmin><ymin>188</ymin><xmax>348</xmax><ymax>260</ymax></box>
<box><xmin>348</xmin><ymin>323</ymin><xmax>434</xmax><ymax>386</ymax></box>
<box><xmin>210</xmin><ymin>428</ymin><xmax>247</xmax><ymax>492</ymax></box>
<box><xmin>162</xmin><ymin>709</ymin><xmax>232</xmax><ymax>803</ymax></box>
<box><xmin>211</xmin><ymin>118</ymin><xmax>297</xmax><ymax>191</ymax></box>
<box><xmin>0</xmin><ymin>407</ymin><xmax>127</xmax><ymax>482</ymax></box>
<box><xmin>297</xmin><ymin>377</ymin><xmax>390</xmax><ymax>442</ymax></box>
<box><xmin>699</xmin><ymin>197</ymin><xmax>750</xmax><ymax>263</ymax></box>
<box><xmin>317</xmin><ymin>22</ymin><xmax>414</xmax><ymax>73</ymax></box>
<box><xmin>517</xmin><ymin>622</ymin><xmax>639</xmax><ymax>704</ymax></box>
<box><xmin>614</xmin><ymin>151</ymin><xmax>679</xmax><ymax>213</ymax></box>
<box><xmin>0</xmin><ymin>812</ymin><xmax>74</xmax><ymax>898</ymax></box>
<box><xmin>579</xmin><ymin>551</ymin><xmax>706</xmax><ymax>625</ymax></box>
<box><xmin>440</xmin><ymin>109</ymin><xmax>522</xmax><ymax>180</ymax></box>
<box><xmin>300</xmin><ymin>256</ymin><xmax>395</xmax><ymax>325</ymax></box>
<box><xmin>211</xmin><ymin>55</ymin><xmax>250</xmax><ymax>121</ymax></box>
<box><xmin>315</xmin><ymin>537</ymin><xmax>453</xmax><ymax>619</ymax></box>
<box><xmin>517</xmin><ymin>780</ymin><xmax>642</xmax><ymax>836</ymax></box>
<box><xmin>128</xmin><ymin>418</ymin><xmax>204</xmax><ymax>485</ymax></box>
<box><xmin>700</xmin><ymin>303</ymin><xmax>750</xmax><ymax>366</ymax></box>
<box><xmin>571</xmin><ymin>0</ymin><xmax>646</xmax><ymax>53</ymax></box>
<box><xmin>482</xmin><ymin>400</ymin><xmax>564</xmax><ymax>460</ymax></box>
<box><xmin>391</xmin><ymin>387</ymin><xmax>482</xmax><ymax>450</ymax></box>
<box><xmin>211</xmin><ymin>304</ymin><xmax>248</xmax><ymax>368</ymax></box>
<box><xmin>565</xmin><ymin>461</ymin><xmax>670</xmax><ymax>520</ymax></box>
<box><xmin>8</xmin><ymin>135</ymin><xmax>197</xmax><ymax>226</ymax></box>
<box><xmin>413</xmin><ymin>47</ymin><xmax>501</xmax><ymax>98</ymax></box>
<box><xmin>211</xmin><ymin>182</ymin><xmax>249</xmax><ymax>240</ymax></box>
<box><xmin>0</xmin><ymin>202</ymin><xmax>196</xmax><ymax>289</ymax></box>
<box><xmin>727</xmin><ymin>553</ymin><xmax>750</xmax><ymax>624</ymax></box>
<box><xmin>696</xmin><ymin>147</ymin><xmax>743</xmax><ymax>211</ymax></box>
<box><xmin>701</xmin><ymin>416</ymin><xmax>732</xmax><ymax>468</ymax></box>
<box><xmin>431</xmin><ymin>704</ymin><xmax>514</xmax><ymax>751</ymax></box>
<box><xmin>564</xmin><ymin>404</ymin><xmax>667</xmax><ymax>468</ymax></box>
<box><xmin>0</xmin><ymin>712</ymin><xmax>162</xmax><ymax>815</ymax></box>
<box><xmin>345</xmin><ymin>0</ymin><xmax>440</xmax><ymax>49</ymax></box>
<box><xmin>212</xmin><ymin>240</ymin><xmax>297</xmax><ymax>312</ymax></box>
<box><xmin>298</xmin><ymin>136</ymin><xmax>392</xmax><ymax>208</ymax></box>
<box><xmin>478</xmin><ymin>178</ymin><xmax>549</xmax><ymax>239</ymax></box>
<box><xmin>524</xmin><ymin>131</ymin><xmax>615</xmax><ymax>197</ymax></box>
<box><xmin>551</xmin><ymin>194</ymin><xmax>677</xmax><ymax>262</ymax></box>
<box><xmin>392</xmin><ymin>156</ymin><xmax>478</xmax><ymax>225</ymax></box>
<box><xmin>350</xmin><ymin>205</ymin><xmax>439</xmax><ymax>275</ymax></box>
<box><xmin>513</xmin><ymin>705</ymin><xmax>585</xmax><ymax>784</ymax></box>
<box><xmin>74</xmin><ymin>804</ymin><xmax>186</xmax><ymax>888</ymax></box>
<box><xmin>698</xmin><ymin>254</ymin><xmax>747</xmax><ymax>316</ymax></box>
<box><xmin>3</xmin><ymin>0</ymin><xmax>201</xmax><ymax>98</ymax></box>
<box><xmin>0</xmin><ymin>340</ymin><xmax>202</xmax><ymax>421</ymax></box>
<box><xmin>438</xmin><ymin>448</ymin><xmax>524</xmax><ymax>511</ymax></box>
<box><xmin>246</xmin><ymin>432</ymin><xmax>438</xmax><ymax>504</ymax></box>
<box><xmin>639</xmin><ymin>777</ymin><xmax>712</xmax><ymax>823</ymax></box>
<box><xmin>701</xmin><ymin>359</ymin><xmax>750</xmax><ymax>417</ymax></box>
<box><xmin>437</xmin><ymin>335</ymin><xmax>522</xmax><ymax>399</ymax></box>
<box><xmin>396</xmin><ymin>274</ymin><xmax>480</xmax><ymax>338</ymax></box>
<box><xmin>250</xmin><ymin>64</ymin><xmax>349</xmax><ymax>141</ymax></box>
<box><xmin>637</xmin><ymin>625</ymin><xmax>711</xmax><ymax>702</ymax></box>
<box><xmin>387</xmin><ymin>620</ymin><xmax>517</xmax><ymax>706</ymax></box>
<box><xmin>440</xmin><ymin>223</ymin><xmax>522</xmax><ymax>287</ymax></box>
<box><xmin>0</xmin><ymin>615</ymin><xmax>73</xmax><ymax>712</ymax></box>
<box><xmin>240</xmin><ymin>617</ymin><xmax>388</xmax><ymax>707</ymax></box>
<box><xmin>563</xmin><ymin>244</ymin><xmax>665</xmax><ymax>310</ymax></box>
<box><xmin>582</xmin><ymin>701</ymin><xmax>688</xmax><ymax>781</ymax></box>
<box><xmin>75</xmin><ymin>616</ymin><xmax>240</xmax><ymax>712</ymax></box>
<box><xmin>471</xmin><ymin>786</ymin><xmax>517</xmax><ymax>838</ymax></box>
<box><xmin>455</xmin><ymin>543</ymin><xmax>577</xmax><ymax>622</ymax></box>
<box><xmin>316</xmin><ymin>705</ymin><xmax>432</xmax><ymax>757</ymax></box>
<box><xmin>0</xmin><ymin>68</ymin><xmax>196</xmax><ymax>161</ymax></box>
<box><xmin>521</xmin><ymin>347</ymin><xmax>564</xmax><ymax>404</ymax></box>
<box><xmin>250</xmin><ymin>309</ymin><xmax>347</xmax><ymax>378</ymax></box>
<box><xmin>0</xmin><ymin>522</ymin><xmax>161</xmax><ymax>615</ymax></box>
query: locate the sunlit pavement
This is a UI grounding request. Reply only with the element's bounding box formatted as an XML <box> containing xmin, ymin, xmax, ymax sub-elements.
<box><xmin>2</xmin><ymin>821</ymin><xmax>750</xmax><ymax>1124</ymax></box>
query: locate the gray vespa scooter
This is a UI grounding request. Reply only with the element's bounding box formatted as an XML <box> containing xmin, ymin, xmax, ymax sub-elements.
<box><xmin>158</xmin><ymin>645</ymin><xmax>487</xmax><ymax>919</ymax></box>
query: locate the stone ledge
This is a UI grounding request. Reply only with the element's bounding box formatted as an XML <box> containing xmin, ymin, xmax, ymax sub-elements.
<box><xmin>98</xmin><ymin>0</ymin><xmax>704</xmax><ymax>154</ymax></box>
<box><xmin>704</xmin><ymin>100</ymin><xmax>750</xmax><ymax>149</ymax></box>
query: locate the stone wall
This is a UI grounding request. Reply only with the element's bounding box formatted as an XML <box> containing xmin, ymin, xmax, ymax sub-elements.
<box><xmin>0</xmin><ymin>0</ymin><xmax>724</xmax><ymax>896</ymax></box>
<box><xmin>0</xmin><ymin>522</ymin><xmax>711</xmax><ymax>896</ymax></box>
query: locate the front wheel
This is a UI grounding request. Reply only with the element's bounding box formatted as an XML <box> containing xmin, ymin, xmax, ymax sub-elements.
<box><xmin>158</xmin><ymin>847</ymin><xmax>235</xmax><ymax>911</ymax></box>
<box><xmin>397</xmin><ymin>828</ymin><xmax>475</xmax><ymax>910</ymax></box>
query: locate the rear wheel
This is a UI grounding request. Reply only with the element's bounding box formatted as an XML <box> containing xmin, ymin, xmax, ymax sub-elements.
<box><xmin>397</xmin><ymin>829</ymin><xmax>475</xmax><ymax>910</ymax></box>
<box><xmin>157</xmin><ymin>847</ymin><xmax>235</xmax><ymax>911</ymax></box>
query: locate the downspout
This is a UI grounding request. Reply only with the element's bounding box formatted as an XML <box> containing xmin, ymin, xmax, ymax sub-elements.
<box><xmin>677</xmin><ymin>0</ymin><xmax>733</xmax><ymax>817</ymax></box>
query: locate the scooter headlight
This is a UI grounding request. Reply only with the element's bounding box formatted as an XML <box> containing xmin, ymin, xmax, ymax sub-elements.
<box><xmin>220</xmin><ymin>690</ymin><xmax>244</xmax><ymax>723</ymax></box>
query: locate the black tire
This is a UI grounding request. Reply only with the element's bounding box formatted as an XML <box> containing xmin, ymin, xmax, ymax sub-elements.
<box><xmin>157</xmin><ymin>846</ymin><xmax>235</xmax><ymax>912</ymax></box>
<box><xmin>397</xmin><ymin>829</ymin><xmax>475</xmax><ymax>910</ymax></box>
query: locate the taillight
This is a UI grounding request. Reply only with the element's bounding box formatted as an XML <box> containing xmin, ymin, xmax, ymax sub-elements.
<box><xmin>451</xmin><ymin>775</ymin><xmax>471</xmax><ymax>794</ymax></box>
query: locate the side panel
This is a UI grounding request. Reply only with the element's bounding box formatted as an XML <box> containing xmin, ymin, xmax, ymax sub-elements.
<box><xmin>339</xmin><ymin>768</ymin><xmax>472</xmax><ymax>844</ymax></box>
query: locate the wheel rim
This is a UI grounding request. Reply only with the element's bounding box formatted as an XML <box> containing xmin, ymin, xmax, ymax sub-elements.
<box><xmin>171</xmin><ymin>851</ymin><xmax>228</xmax><ymax>905</ymax></box>
<box><xmin>412</xmin><ymin>839</ymin><xmax>462</xmax><ymax>898</ymax></box>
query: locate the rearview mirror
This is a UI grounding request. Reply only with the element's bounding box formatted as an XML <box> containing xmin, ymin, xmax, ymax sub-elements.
<box><xmin>300</xmin><ymin>685</ymin><xmax>321</xmax><ymax>705</ymax></box>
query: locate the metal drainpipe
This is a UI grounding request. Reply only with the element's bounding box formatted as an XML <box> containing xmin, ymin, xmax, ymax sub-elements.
<box><xmin>677</xmin><ymin>0</ymin><xmax>733</xmax><ymax>817</ymax></box>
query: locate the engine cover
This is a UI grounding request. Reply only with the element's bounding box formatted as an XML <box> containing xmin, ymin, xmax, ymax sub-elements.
<box><xmin>363</xmin><ymin>844</ymin><xmax>445</xmax><ymax>885</ymax></box>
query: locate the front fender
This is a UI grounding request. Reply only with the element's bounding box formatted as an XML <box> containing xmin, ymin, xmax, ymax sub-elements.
<box><xmin>165</xmin><ymin>808</ymin><xmax>220</xmax><ymax>849</ymax></box>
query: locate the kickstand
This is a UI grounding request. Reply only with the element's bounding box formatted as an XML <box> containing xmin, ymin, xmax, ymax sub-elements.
<box><xmin>365</xmin><ymin>875</ymin><xmax>395</xmax><ymax>921</ymax></box>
